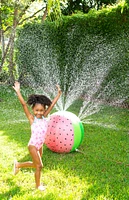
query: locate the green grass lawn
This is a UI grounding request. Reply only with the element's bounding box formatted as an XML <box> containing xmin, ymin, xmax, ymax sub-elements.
<box><xmin>0</xmin><ymin>85</ymin><xmax>129</xmax><ymax>200</ymax></box>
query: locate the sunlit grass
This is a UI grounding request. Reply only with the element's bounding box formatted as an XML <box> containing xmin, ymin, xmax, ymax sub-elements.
<box><xmin>0</xmin><ymin>85</ymin><xmax>129</xmax><ymax>199</ymax></box>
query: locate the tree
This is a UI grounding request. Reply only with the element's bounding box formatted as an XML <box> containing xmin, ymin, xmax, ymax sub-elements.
<box><xmin>0</xmin><ymin>0</ymin><xmax>62</xmax><ymax>83</ymax></box>
<box><xmin>62</xmin><ymin>0</ymin><xmax>118</xmax><ymax>15</ymax></box>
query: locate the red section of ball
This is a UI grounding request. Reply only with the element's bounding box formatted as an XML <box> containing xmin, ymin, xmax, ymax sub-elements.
<box><xmin>45</xmin><ymin>114</ymin><xmax>74</xmax><ymax>153</ymax></box>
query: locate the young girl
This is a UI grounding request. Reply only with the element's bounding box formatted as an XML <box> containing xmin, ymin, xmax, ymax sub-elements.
<box><xmin>13</xmin><ymin>81</ymin><xmax>62</xmax><ymax>191</ymax></box>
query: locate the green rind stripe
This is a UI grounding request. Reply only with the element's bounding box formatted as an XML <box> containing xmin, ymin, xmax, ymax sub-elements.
<box><xmin>71</xmin><ymin>122</ymin><xmax>84</xmax><ymax>152</ymax></box>
<box><xmin>78</xmin><ymin>122</ymin><xmax>84</xmax><ymax>146</ymax></box>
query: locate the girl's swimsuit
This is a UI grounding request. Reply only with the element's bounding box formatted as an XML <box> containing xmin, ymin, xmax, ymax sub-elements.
<box><xmin>28</xmin><ymin>116</ymin><xmax>48</xmax><ymax>150</ymax></box>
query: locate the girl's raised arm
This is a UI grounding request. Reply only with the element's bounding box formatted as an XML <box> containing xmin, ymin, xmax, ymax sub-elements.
<box><xmin>13</xmin><ymin>81</ymin><xmax>33</xmax><ymax>123</ymax></box>
<box><xmin>43</xmin><ymin>85</ymin><xmax>62</xmax><ymax>117</ymax></box>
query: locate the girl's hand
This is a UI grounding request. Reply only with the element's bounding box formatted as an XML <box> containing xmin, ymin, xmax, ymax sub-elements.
<box><xmin>56</xmin><ymin>85</ymin><xmax>62</xmax><ymax>96</ymax></box>
<box><xmin>13</xmin><ymin>81</ymin><xmax>20</xmax><ymax>93</ymax></box>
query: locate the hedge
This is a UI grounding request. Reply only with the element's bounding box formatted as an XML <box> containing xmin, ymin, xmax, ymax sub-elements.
<box><xmin>16</xmin><ymin>1</ymin><xmax>129</xmax><ymax>104</ymax></box>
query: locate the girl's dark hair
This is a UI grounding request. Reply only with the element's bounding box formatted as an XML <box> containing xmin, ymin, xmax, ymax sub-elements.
<box><xmin>27</xmin><ymin>94</ymin><xmax>52</xmax><ymax>108</ymax></box>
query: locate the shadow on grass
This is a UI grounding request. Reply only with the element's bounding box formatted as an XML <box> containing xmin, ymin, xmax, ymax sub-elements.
<box><xmin>0</xmin><ymin>179</ymin><xmax>23</xmax><ymax>200</ymax></box>
<box><xmin>0</xmin><ymin>122</ymin><xmax>30</xmax><ymax>147</ymax></box>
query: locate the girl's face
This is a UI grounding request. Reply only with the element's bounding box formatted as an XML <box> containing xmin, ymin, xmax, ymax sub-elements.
<box><xmin>32</xmin><ymin>103</ymin><xmax>45</xmax><ymax>118</ymax></box>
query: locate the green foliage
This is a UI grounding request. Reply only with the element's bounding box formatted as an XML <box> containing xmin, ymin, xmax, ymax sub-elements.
<box><xmin>1</xmin><ymin>2</ymin><xmax>14</xmax><ymax>27</ymax></box>
<box><xmin>0</xmin><ymin>70</ymin><xmax>9</xmax><ymax>83</ymax></box>
<box><xmin>1</xmin><ymin>0</ymin><xmax>32</xmax><ymax>32</ymax></box>
<box><xmin>47</xmin><ymin>0</ymin><xmax>62</xmax><ymax>21</ymax></box>
<box><xmin>62</xmin><ymin>0</ymin><xmax>118</xmax><ymax>15</ymax></box>
<box><xmin>0</xmin><ymin>62</ymin><xmax>10</xmax><ymax>83</ymax></box>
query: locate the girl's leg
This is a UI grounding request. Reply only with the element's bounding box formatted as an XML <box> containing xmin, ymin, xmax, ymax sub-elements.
<box><xmin>39</xmin><ymin>146</ymin><xmax>43</xmax><ymax>158</ymax></box>
<box><xmin>15</xmin><ymin>146</ymin><xmax>43</xmax><ymax>169</ymax></box>
<box><xmin>15</xmin><ymin>161</ymin><xmax>35</xmax><ymax>168</ymax></box>
<box><xmin>28</xmin><ymin>145</ymin><xmax>43</xmax><ymax>188</ymax></box>
<box><xmin>14</xmin><ymin>158</ymin><xmax>35</xmax><ymax>175</ymax></box>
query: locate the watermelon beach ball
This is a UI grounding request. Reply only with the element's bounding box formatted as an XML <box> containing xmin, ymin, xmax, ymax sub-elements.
<box><xmin>45</xmin><ymin>111</ymin><xmax>84</xmax><ymax>153</ymax></box>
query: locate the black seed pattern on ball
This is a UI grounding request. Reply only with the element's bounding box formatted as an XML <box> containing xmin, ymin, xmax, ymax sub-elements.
<box><xmin>46</xmin><ymin>115</ymin><xmax>74</xmax><ymax>153</ymax></box>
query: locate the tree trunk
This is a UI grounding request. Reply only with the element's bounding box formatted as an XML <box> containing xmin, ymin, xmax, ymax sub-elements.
<box><xmin>42</xmin><ymin>6</ymin><xmax>48</xmax><ymax>22</ymax></box>
<box><xmin>1</xmin><ymin>30</ymin><xmax>5</xmax><ymax>58</ymax></box>
<box><xmin>0</xmin><ymin>32</ymin><xmax>12</xmax><ymax>72</ymax></box>
<box><xmin>8</xmin><ymin>8</ymin><xmax>18</xmax><ymax>84</ymax></box>
<box><xmin>8</xmin><ymin>29</ymin><xmax>16</xmax><ymax>84</ymax></box>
